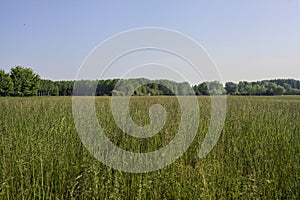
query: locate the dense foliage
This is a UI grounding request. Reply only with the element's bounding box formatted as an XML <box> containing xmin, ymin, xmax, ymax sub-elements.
<box><xmin>225</xmin><ymin>80</ymin><xmax>300</xmax><ymax>96</ymax></box>
<box><xmin>0</xmin><ymin>66</ymin><xmax>40</xmax><ymax>96</ymax></box>
<box><xmin>0</xmin><ymin>69</ymin><xmax>14</xmax><ymax>96</ymax></box>
<box><xmin>1</xmin><ymin>66</ymin><xmax>299</xmax><ymax>96</ymax></box>
<box><xmin>30</xmin><ymin>78</ymin><xmax>300</xmax><ymax>96</ymax></box>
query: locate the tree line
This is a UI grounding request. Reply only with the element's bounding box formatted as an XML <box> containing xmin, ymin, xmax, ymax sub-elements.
<box><xmin>1</xmin><ymin>66</ymin><xmax>300</xmax><ymax>97</ymax></box>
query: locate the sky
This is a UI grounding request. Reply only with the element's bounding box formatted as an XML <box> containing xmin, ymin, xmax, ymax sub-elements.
<box><xmin>0</xmin><ymin>0</ymin><xmax>299</xmax><ymax>84</ymax></box>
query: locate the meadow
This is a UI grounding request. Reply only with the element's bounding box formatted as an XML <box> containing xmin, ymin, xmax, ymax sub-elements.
<box><xmin>0</xmin><ymin>96</ymin><xmax>299</xmax><ymax>199</ymax></box>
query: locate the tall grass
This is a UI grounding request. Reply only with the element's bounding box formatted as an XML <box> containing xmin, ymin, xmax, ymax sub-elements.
<box><xmin>0</xmin><ymin>96</ymin><xmax>299</xmax><ymax>199</ymax></box>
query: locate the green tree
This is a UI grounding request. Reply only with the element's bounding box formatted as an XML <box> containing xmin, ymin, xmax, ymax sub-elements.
<box><xmin>237</xmin><ymin>81</ymin><xmax>254</xmax><ymax>95</ymax></box>
<box><xmin>273</xmin><ymin>85</ymin><xmax>285</xmax><ymax>96</ymax></box>
<box><xmin>198</xmin><ymin>82</ymin><xmax>209</xmax><ymax>95</ymax></box>
<box><xmin>56</xmin><ymin>80</ymin><xmax>74</xmax><ymax>96</ymax></box>
<box><xmin>178</xmin><ymin>82</ymin><xmax>193</xmax><ymax>95</ymax></box>
<box><xmin>225</xmin><ymin>82</ymin><xmax>238</xmax><ymax>95</ymax></box>
<box><xmin>0</xmin><ymin>69</ymin><xmax>14</xmax><ymax>96</ymax></box>
<box><xmin>39</xmin><ymin>79</ymin><xmax>58</xmax><ymax>96</ymax></box>
<box><xmin>208</xmin><ymin>81</ymin><xmax>226</xmax><ymax>95</ymax></box>
<box><xmin>244</xmin><ymin>83</ymin><xmax>254</xmax><ymax>95</ymax></box>
<box><xmin>288</xmin><ymin>88</ymin><xmax>300</xmax><ymax>95</ymax></box>
<box><xmin>253</xmin><ymin>84</ymin><xmax>266</xmax><ymax>95</ymax></box>
<box><xmin>10</xmin><ymin>66</ymin><xmax>41</xmax><ymax>96</ymax></box>
<box><xmin>265</xmin><ymin>82</ymin><xmax>277</xmax><ymax>95</ymax></box>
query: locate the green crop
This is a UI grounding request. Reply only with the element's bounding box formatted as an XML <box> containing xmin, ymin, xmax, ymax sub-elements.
<box><xmin>0</xmin><ymin>96</ymin><xmax>299</xmax><ymax>199</ymax></box>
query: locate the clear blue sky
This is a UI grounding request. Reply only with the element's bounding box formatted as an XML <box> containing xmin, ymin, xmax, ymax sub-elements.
<box><xmin>0</xmin><ymin>0</ymin><xmax>299</xmax><ymax>83</ymax></box>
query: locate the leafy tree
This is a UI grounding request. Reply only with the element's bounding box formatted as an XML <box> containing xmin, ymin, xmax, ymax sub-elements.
<box><xmin>178</xmin><ymin>82</ymin><xmax>193</xmax><ymax>95</ymax></box>
<box><xmin>0</xmin><ymin>69</ymin><xmax>14</xmax><ymax>96</ymax></box>
<box><xmin>10</xmin><ymin>66</ymin><xmax>41</xmax><ymax>96</ymax></box>
<box><xmin>73</xmin><ymin>80</ymin><xmax>97</xmax><ymax>96</ymax></box>
<box><xmin>56</xmin><ymin>81</ymin><xmax>74</xmax><ymax>96</ymax></box>
<box><xmin>39</xmin><ymin>79</ymin><xmax>58</xmax><ymax>96</ymax></box>
<box><xmin>208</xmin><ymin>81</ymin><xmax>226</xmax><ymax>95</ymax></box>
<box><xmin>282</xmin><ymin>83</ymin><xmax>292</xmax><ymax>91</ymax></box>
<box><xmin>266</xmin><ymin>82</ymin><xmax>277</xmax><ymax>95</ymax></box>
<box><xmin>225</xmin><ymin>82</ymin><xmax>238</xmax><ymax>95</ymax></box>
<box><xmin>238</xmin><ymin>81</ymin><xmax>252</xmax><ymax>95</ymax></box>
<box><xmin>96</xmin><ymin>79</ymin><xmax>118</xmax><ymax>96</ymax></box>
<box><xmin>287</xmin><ymin>88</ymin><xmax>300</xmax><ymax>95</ymax></box>
<box><xmin>198</xmin><ymin>82</ymin><xmax>209</xmax><ymax>95</ymax></box>
<box><xmin>273</xmin><ymin>85</ymin><xmax>285</xmax><ymax>96</ymax></box>
<box><xmin>252</xmin><ymin>84</ymin><xmax>266</xmax><ymax>95</ymax></box>
<box><xmin>3</xmin><ymin>69</ymin><xmax>300</xmax><ymax>97</ymax></box>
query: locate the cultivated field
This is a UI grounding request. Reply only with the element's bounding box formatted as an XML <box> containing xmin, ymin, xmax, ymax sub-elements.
<box><xmin>0</xmin><ymin>96</ymin><xmax>299</xmax><ymax>199</ymax></box>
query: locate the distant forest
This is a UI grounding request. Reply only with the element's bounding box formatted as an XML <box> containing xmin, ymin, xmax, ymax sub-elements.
<box><xmin>1</xmin><ymin>66</ymin><xmax>300</xmax><ymax>97</ymax></box>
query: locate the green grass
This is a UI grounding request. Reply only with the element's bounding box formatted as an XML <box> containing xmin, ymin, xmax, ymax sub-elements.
<box><xmin>0</xmin><ymin>96</ymin><xmax>299</xmax><ymax>199</ymax></box>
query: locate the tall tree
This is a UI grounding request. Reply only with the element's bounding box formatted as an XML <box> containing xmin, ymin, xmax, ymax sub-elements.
<box><xmin>225</xmin><ymin>82</ymin><xmax>238</xmax><ymax>95</ymax></box>
<box><xmin>208</xmin><ymin>81</ymin><xmax>226</xmax><ymax>95</ymax></box>
<box><xmin>198</xmin><ymin>82</ymin><xmax>209</xmax><ymax>95</ymax></box>
<box><xmin>39</xmin><ymin>79</ymin><xmax>59</xmax><ymax>96</ymax></box>
<box><xmin>10</xmin><ymin>66</ymin><xmax>41</xmax><ymax>96</ymax></box>
<box><xmin>0</xmin><ymin>69</ymin><xmax>14</xmax><ymax>96</ymax></box>
<box><xmin>273</xmin><ymin>85</ymin><xmax>285</xmax><ymax>96</ymax></box>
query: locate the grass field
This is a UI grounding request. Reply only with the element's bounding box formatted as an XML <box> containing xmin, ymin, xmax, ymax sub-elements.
<box><xmin>0</xmin><ymin>96</ymin><xmax>299</xmax><ymax>199</ymax></box>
